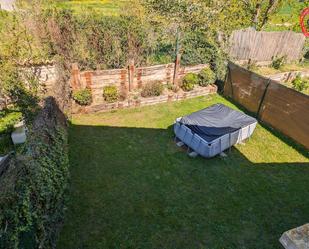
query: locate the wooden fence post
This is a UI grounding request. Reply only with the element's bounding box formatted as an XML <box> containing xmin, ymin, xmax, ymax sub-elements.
<box><xmin>84</xmin><ymin>72</ymin><xmax>93</xmax><ymax>89</ymax></box>
<box><xmin>173</xmin><ymin>53</ymin><xmax>181</xmax><ymax>86</ymax></box>
<box><xmin>71</xmin><ymin>63</ymin><xmax>81</xmax><ymax>90</ymax></box>
<box><xmin>128</xmin><ymin>59</ymin><xmax>135</xmax><ymax>91</ymax></box>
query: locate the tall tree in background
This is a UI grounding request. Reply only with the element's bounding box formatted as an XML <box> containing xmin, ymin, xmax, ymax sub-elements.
<box><xmin>242</xmin><ymin>0</ymin><xmax>283</xmax><ymax>30</ymax></box>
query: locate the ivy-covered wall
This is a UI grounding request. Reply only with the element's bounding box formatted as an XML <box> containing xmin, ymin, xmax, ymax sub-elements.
<box><xmin>0</xmin><ymin>97</ymin><xmax>69</xmax><ymax>249</ymax></box>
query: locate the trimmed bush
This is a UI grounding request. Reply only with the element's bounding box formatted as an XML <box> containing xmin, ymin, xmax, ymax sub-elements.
<box><xmin>292</xmin><ymin>75</ymin><xmax>309</xmax><ymax>92</ymax></box>
<box><xmin>103</xmin><ymin>86</ymin><xmax>118</xmax><ymax>103</ymax></box>
<box><xmin>198</xmin><ymin>68</ymin><xmax>216</xmax><ymax>86</ymax></box>
<box><xmin>141</xmin><ymin>81</ymin><xmax>164</xmax><ymax>97</ymax></box>
<box><xmin>181</xmin><ymin>73</ymin><xmax>198</xmax><ymax>91</ymax></box>
<box><xmin>72</xmin><ymin>89</ymin><xmax>92</xmax><ymax>106</ymax></box>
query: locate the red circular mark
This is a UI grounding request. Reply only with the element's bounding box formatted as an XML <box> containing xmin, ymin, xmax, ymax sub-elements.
<box><xmin>300</xmin><ymin>7</ymin><xmax>309</xmax><ymax>37</ymax></box>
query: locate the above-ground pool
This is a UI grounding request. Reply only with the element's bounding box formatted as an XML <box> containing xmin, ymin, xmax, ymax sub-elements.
<box><xmin>174</xmin><ymin>103</ymin><xmax>257</xmax><ymax>158</ymax></box>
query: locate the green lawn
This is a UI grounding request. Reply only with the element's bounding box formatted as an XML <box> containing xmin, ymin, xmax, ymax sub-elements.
<box><xmin>55</xmin><ymin>0</ymin><xmax>128</xmax><ymax>15</ymax></box>
<box><xmin>57</xmin><ymin>94</ymin><xmax>309</xmax><ymax>249</ymax></box>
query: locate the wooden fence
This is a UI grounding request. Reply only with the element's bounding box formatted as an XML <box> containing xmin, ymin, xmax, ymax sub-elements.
<box><xmin>224</xmin><ymin>62</ymin><xmax>309</xmax><ymax>149</ymax></box>
<box><xmin>229</xmin><ymin>28</ymin><xmax>306</xmax><ymax>62</ymax></box>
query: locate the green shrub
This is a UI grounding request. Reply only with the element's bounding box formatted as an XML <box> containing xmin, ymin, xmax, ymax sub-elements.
<box><xmin>271</xmin><ymin>55</ymin><xmax>286</xmax><ymax>70</ymax></box>
<box><xmin>198</xmin><ymin>68</ymin><xmax>216</xmax><ymax>86</ymax></box>
<box><xmin>166</xmin><ymin>83</ymin><xmax>179</xmax><ymax>93</ymax></box>
<box><xmin>181</xmin><ymin>73</ymin><xmax>198</xmax><ymax>91</ymax></box>
<box><xmin>103</xmin><ymin>86</ymin><xmax>118</xmax><ymax>103</ymax></box>
<box><xmin>292</xmin><ymin>75</ymin><xmax>309</xmax><ymax>92</ymax></box>
<box><xmin>73</xmin><ymin>88</ymin><xmax>92</xmax><ymax>106</ymax></box>
<box><xmin>141</xmin><ymin>81</ymin><xmax>164</xmax><ymax>97</ymax></box>
<box><xmin>246</xmin><ymin>59</ymin><xmax>258</xmax><ymax>71</ymax></box>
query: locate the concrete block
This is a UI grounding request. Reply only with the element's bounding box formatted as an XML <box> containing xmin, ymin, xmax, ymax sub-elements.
<box><xmin>280</xmin><ymin>224</ymin><xmax>309</xmax><ymax>249</ymax></box>
<box><xmin>11</xmin><ymin>121</ymin><xmax>26</xmax><ymax>145</ymax></box>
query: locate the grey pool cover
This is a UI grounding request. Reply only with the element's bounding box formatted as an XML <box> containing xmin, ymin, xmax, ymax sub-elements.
<box><xmin>180</xmin><ymin>104</ymin><xmax>257</xmax><ymax>142</ymax></box>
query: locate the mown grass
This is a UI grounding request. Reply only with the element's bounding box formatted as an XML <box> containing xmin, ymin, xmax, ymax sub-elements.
<box><xmin>55</xmin><ymin>0</ymin><xmax>128</xmax><ymax>16</ymax></box>
<box><xmin>57</xmin><ymin>94</ymin><xmax>309</xmax><ymax>249</ymax></box>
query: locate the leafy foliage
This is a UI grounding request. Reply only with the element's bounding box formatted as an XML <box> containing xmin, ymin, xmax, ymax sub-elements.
<box><xmin>103</xmin><ymin>86</ymin><xmax>119</xmax><ymax>103</ymax></box>
<box><xmin>246</xmin><ymin>60</ymin><xmax>258</xmax><ymax>71</ymax></box>
<box><xmin>271</xmin><ymin>55</ymin><xmax>286</xmax><ymax>69</ymax></box>
<box><xmin>292</xmin><ymin>75</ymin><xmax>309</xmax><ymax>92</ymax></box>
<box><xmin>166</xmin><ymin>83</ymin><xmax>179</xmax><ymax>93</ymax></box>
<box><xmin>0</xmin><ymin>110</ymin><xmax>22</xmax><ymax>135</ymax></box>
<box><xmin>198</xmin><ymin>68</ymin><xmax>216</xmax><ymax>87</ymax></box>
<box><xmin>264</xmin><ymin>0</ymin><xmax>309</xmax><ymax>32</ymax></box>
<box><xmin>141</xmin><ymin>81</ymin><xmax>164</xmax><ymax>97</ymax></box>
<box><xmin>0</xmin><ymin>98</ymin><xmax>69</xmax><ymax>249</ymax></box>
<box><xmin>0</xmin><ymin>62</ymin><xmax>39</xmax><ymax>122</ymax></box>
<box><xmin>181</xmin><ymin>73</ymin><xmax>198</xmax><ymax>92</ymax></box>
<box><xmin>73</xmin><ymin>88</ymin><xmax>92</xmax><ymax>106</ymax></box>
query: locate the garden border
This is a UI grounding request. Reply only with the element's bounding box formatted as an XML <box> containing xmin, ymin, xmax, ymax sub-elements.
<box><xmin>73</xmin><ymin>85</ymin><xmax>217</xmax><ymax>114</ymax></box>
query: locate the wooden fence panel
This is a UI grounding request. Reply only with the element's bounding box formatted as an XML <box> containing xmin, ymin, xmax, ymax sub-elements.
<box><xmin>230</xmin><ymin>28</ymin><xmax>306</xmax><ymax>62</ymax></box>
<box><xmin>224</xmin><ymin>62</ymin><xmax>309</xmax><ymax>149</ymax></box>
<box><xmin>224</xmin><ymin>62</ymin><xmax>269</xmax><ymax>114</ymax></box>
<box><xmin>260</xmin><ymin>83</ymin><xmax>309</xmax><ymax>149</ymax></box>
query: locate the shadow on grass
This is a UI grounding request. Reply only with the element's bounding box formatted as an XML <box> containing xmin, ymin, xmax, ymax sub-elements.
<box><xmin>57</xmin><ymin>122</ymin><xmax>309</xmax><ymax>249</ymax></box>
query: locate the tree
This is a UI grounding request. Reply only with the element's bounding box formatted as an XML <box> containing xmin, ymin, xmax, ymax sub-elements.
<box><xmin>242</xmin><ymin>0</ymin><xmax>284</xmax><ymax>30</ymax></box>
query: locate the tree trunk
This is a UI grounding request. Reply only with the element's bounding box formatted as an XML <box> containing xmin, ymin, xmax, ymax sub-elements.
<box><xmin>252</xmin><ymin>3</ymin><xmax>261</xmax><ymax>30</ymax></box>
<box><xmin>260</xmin><ymin>0</ymin><xmax>280</xmax><ymax>29</ymax></box>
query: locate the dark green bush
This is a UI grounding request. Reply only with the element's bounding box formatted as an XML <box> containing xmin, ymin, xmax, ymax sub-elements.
<box><xmin>271</xmin><ymin>55</ymin><xmax>286</xmax><ymax>70</ymax></box>
<box><xmin>72</xmin><ymin>89</ymin><xmax>92</xmax><ymax>106</ymax></box>
<box><xmin>141</xmin><ymin>81</ymin><xmax>164</xmax><ymax>97</ymax></box>
<box><xmin>292</xmin><ymin>75</ymin><xmax>309</xmax><ymax>92</ymax></box>
<box><xmin>181</xmin><ymin>73</ymin><xmax>198</xmax><ymax>91</ymax></box>
<box><xmin>198</xmin><ymin>68</ymin><xmax>216</xmax><ymax>86</ymax></box>
<box><xmin>103</xmin><ymin>86</ymin><xmax>118</xmax><ymax>103</ymax></box>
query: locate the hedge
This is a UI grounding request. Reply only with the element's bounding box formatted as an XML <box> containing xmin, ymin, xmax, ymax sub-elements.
<box><xmin>0</xmin><ymin>98</ymin><xmax>69</xmax><ymax>249</ymax></box>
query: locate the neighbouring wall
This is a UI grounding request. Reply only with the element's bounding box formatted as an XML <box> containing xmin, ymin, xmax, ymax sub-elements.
<box><xmin>229</xmin><ymin>28</ymin><xmax>306</xmax><ymax>62</ymax></box>
<box><xmin>0</xmin><ymin>64</ymin><xmax>58</xmax><ymax>110</ymax></box>
<box><xmin>224</xmin><ymin>62</ymin><xmax>309</xmax><ymax>149</ymax></box>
